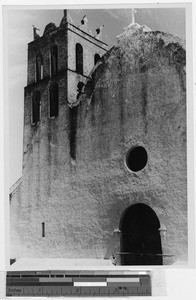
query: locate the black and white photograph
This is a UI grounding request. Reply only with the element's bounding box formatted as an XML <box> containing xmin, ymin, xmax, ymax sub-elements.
<box><xmin>4</xmin><ymin>3</ymin><xmax>194</xmax><ymax>272</ymax></box>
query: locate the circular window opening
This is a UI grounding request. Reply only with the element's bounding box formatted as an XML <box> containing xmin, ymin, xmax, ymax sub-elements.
<box><xmin>126</xmin><ymin>146</ymin><xmax>148</xmax><ymax>172</ymax></box>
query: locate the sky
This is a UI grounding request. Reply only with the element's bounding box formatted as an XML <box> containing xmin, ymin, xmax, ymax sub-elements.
<box><xmin>5</xmin><ymin>6</ymin><xmax>186</xmax><ymax>187</ymax></box>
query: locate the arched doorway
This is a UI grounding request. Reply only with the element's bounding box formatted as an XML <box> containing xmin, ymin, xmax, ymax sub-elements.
<box><xmin>120</xmin><ymin>203</ymin><xmax>163</xmax><ymax>265</ymax></box>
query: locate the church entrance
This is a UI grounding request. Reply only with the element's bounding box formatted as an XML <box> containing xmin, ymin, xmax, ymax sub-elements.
<box><xmin>120</xmin><ymin>203</ymin><xmax>163</xmax><ymax>265</ymax></box>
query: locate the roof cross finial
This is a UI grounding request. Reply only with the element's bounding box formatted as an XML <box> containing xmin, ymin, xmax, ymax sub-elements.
<box><xmin>131</xmin><ymin>8</ymin><xmax>137</xmax><ymax>24</ymax></box>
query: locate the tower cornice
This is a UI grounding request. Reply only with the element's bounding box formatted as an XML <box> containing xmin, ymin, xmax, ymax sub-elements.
<box><xmin>28</xmin><ymin>22</ymin><xmax>108</xmax><ymax>50</ymax></box>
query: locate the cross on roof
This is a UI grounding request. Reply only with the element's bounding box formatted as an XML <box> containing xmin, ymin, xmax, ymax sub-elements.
<box><xmin>131</xmin><ymin>8</ymin><xmax>137</xmax><ymax>24</ymax></box>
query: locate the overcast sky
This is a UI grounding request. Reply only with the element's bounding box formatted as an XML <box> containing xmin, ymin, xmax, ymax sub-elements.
<box><xmin>5</xmin><ymin>6</ymin><xmax>186</xmax><ymax>187</ymax></box>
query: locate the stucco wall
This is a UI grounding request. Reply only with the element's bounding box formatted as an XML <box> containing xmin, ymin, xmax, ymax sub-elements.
<box><xmin>10</xmin><ymin>29</ymin><xmax>187</xmax><ymax>265</ymax></box>
<box><xmin>76</xmin><ymin>30</ymin><xmax>186</xmax><ymax>264</ymax></box>
<box><xmin>67</xmin><ymin>23</ymin><xmax>107</xmax><ymax>104</ymax></box>
<box><xmin>67</xmin><ymin>23</ymin><xmax>107</xmax><ymax>75</ymax></box>
<box><xmin>27</xmin><ymin>27</ymin><xmax>68</xmax><ymax>85</ymax></box>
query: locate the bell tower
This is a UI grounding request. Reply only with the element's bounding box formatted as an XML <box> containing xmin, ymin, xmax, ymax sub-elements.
<box><xmin>11</xmin><ymin>10</ymin><xmax>108</xmax><ymax>259</ymax></box>
<box><xmin>23</xmin><ymin>9</ymin><xmax>108</xmax><ymax>169</ymax></box>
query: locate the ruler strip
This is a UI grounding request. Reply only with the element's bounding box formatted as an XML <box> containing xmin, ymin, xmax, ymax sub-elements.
<box><xmin>39</xmin><ymin>278</ymin><xmax>72</xmax><ymax>282</ymax></box>
<box><xmin>107</xmin><ymin>282</ymin><xmax>140</xmax><ymax>286</ymax></box>
<box><xmin>107</xmin><ymin>278</ymin><xmax>140</xmax><ymax>283</ymax></box>
<box><xmin>74</xmin><ymin>282</ymin><xmax>108</xmax><ymax>287</ymax></box>
<box><xmin>6</xmin><ymin>270</ymin><xmax>151</xmax><ymax>296</ymax></box>
<box><xmin>7</xmin><ymin>282</ymin><xmax>74</xmax><ymax>286</ymax></box>
<box><xmin>7</xmin><ymin>278</ymin><xmax>39</xmax><ymax>282</ymax></box>
<box><xmin>74</xmin><ymin>278</ymin><xmax>106</xmax><ymax>282</ymax></box>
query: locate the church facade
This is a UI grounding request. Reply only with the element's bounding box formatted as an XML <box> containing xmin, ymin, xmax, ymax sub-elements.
<box><xmin>10</xmin><ymin>9</ymin><xmax>187</xmax><ymax>266</ymax></box>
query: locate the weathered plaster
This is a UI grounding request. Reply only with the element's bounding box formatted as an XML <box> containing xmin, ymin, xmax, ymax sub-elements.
<box><xmin>10</xmin><ymin>22</ymin><xmax>186</xmax><ymax>265</ymax></box>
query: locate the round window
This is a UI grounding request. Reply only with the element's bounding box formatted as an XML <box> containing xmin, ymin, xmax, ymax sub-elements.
<box><xmin>126</xmin><ymin>146</ymin><xmax>148</xmax><ymax>172</ymax></box>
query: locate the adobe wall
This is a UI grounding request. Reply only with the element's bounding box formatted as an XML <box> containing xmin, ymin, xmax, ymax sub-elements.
<box><xmin>10</xmin><ymin>30</ymin><xmax>187</xmax><ymax>265</ymax></box>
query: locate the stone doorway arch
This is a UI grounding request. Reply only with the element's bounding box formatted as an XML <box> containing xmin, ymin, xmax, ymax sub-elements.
<box><xmin>120</xmin><ymin>203</ymin><xmax>163</xmax><ymax>265</ymax></box>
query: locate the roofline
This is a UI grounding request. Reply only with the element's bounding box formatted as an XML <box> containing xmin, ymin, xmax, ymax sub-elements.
<box><xmin>67</xmin><ymin>27</ymin><xmax>107</xmax><ymax>51</ymax></box>
<box><xmin>68</xmin><ymin>22</ymin><xmax>108</xmax><ymax>47</ymax></box>
<box><xmin>9</xmin><ymin>177</ymin><xmax>22</xmax><ymax>194</ymax></box>
<box><xmin>28</xmin><ymin>22</ymin><xmax>108</xmax><ymax>48</ymax></box>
